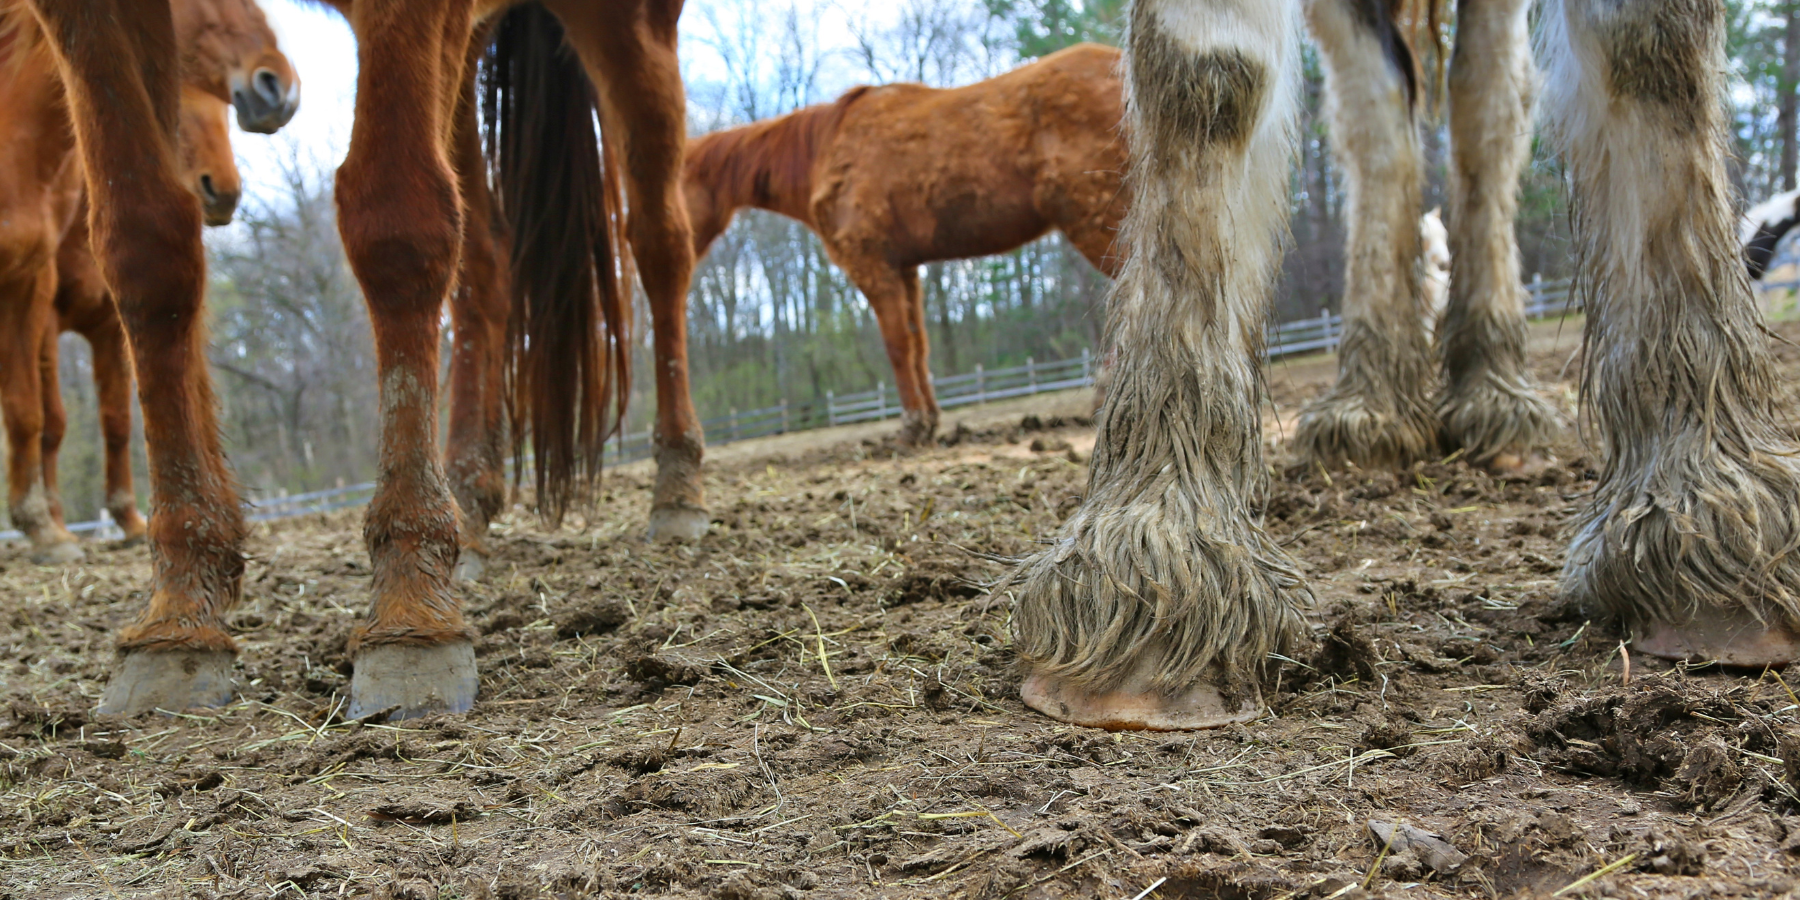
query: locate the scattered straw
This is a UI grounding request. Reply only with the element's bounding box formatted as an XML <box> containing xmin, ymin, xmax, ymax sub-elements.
<box><xmin>1552</xmin><ymin>854</ymin><xmax>1636</xmax><ymax>896</ymax></box>
<box><xmin>801</xmin><ymin>602</ymin><xmax>838</xmax><ymax>690</ymax></box>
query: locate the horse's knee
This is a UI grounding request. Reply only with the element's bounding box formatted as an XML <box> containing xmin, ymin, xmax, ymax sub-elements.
<box><xmin>100</xmin><ymin>206</ymin><xmax>206</xmax><ymax>335</ymax></box>
<box><xmin>336</xmin><ymin>158</ymin><xmax>462</xmax><ymax>318</ymax></box>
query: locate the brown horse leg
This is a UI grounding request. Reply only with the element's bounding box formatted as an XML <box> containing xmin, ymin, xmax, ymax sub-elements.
<box><xmin>1546</xmin><ymin>0</ymin><xmax>1800</xmax><ymax>665</ymax></box>
<box><xmin>446</xmin><ymin>45</ymin><xmax>507</xmax><ymax>583</ymax></box>
<box><xmin>30</xmin><ymin>0</ymin><xmax>246</xmax><ymax>713</ymax></box>
<box><xmin>840</xmin><ymin>258</ymin><xmax>938</xmax><ymax>446</ymax></box>
<box><xmin>555</xmin><ymin>0</ymin><xmax>707</xmax><ymax>540</ymax></box>
<box><xmin>0</xmin><ymin>256</ymin><xmax>80</xmax><ymax>564</ymax></box>
<box><xmin>901</xmin><ymin>268</ymin><xmax>940</xmax><ymax>443</ymax></box>
<box><xmin>82</xmin><ymin>305</ymin><xmax>149</xmax><ymax>543</ymax></box>
<box><xmin>1001</xmin><ymin>0</ymin><xmax>1307</xmax><ymax>730</ymax></box>
<box><xmin>36</xmin><ymin>319</ymin><xmax>70</xmax><ymax>530</ymax></box>
<box><xmin>59</xmin><ymin>207</ymin><xmax>149</xmax><ymax>543</ymax></box>
<box><xmin>334</xmin><ymin>0</ymin><xmax>478</xmax><ymax>719</ymax></box>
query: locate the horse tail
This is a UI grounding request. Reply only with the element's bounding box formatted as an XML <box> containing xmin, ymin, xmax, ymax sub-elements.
<box><xmin>482</xmin><ymin>2</ymin><xmax>631</xmax><ymax>525</ymax></box>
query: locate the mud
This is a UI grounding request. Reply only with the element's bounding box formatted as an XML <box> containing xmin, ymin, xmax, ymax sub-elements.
<box><xmin>5</xmin><ymin>318</ymin><xmax>1800</xmax><ymax>898</ymax></box>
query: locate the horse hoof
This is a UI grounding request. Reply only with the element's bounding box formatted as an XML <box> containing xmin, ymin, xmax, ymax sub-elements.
<box><xmin>453</xmin><ymin>550</ymin><xmax>486</xmax><ymax>583</ymax></box>
<box><xmin>1020</xmin><ymin>670</ymin><xmax>1261</xmax><ymax>731</ymax></box>
<box><xmin>349</xmin><ymin>641</ymin><xmax>478</xmax><ymax>721</ymax></box>
<box><xmin>648</xmin><ymin>506</ymin><xmax>710</xmax><ymax>541</ymax></box>
<box><xmin>97</xmin><ymin>649</ymin><xmax>236</xmax><ymax>716</ymax></box>
<box><xmin>30</xmin><ymin>541</ymin><xmax>85</xmax><ymax>566</ymax></box>
<box><xmin>1635</xmin><ymin>605</ymin><xmax>1800</xmax><ymax>668</ymax></box>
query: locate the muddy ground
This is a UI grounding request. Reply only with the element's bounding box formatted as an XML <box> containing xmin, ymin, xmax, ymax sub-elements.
<box><xmin>7</xmin><ymin>317</ymin><xmax>1800</xmax><ymax>899</ymax></box>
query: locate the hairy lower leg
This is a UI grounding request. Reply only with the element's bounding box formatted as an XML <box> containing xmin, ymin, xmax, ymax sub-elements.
<box><xmin>1002</xmin><ymin>0</ymin><xmax>1309</xmax><ymax>730</ymax></box>
<box><xmin>1547</xmin><ymin>0</ymin><xmax>1800</xmax><ymax>661</ymax></box>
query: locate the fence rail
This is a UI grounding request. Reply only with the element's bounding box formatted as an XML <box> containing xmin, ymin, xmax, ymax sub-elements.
<box><xmin>2</xmin><ymin>276</ymin><xmax>1580</xmax><ymax>543</ymax></box>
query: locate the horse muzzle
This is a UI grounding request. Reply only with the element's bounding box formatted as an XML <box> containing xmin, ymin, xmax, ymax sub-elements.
<box><xmin>199</xmin><ymin>173</ymin><xmax>240</xmax><ymax>227</ymax></box>
<box><xmin>231</xmin><ymin>67</ymin><xmax>300</xmax><ymax>134</ymax></box>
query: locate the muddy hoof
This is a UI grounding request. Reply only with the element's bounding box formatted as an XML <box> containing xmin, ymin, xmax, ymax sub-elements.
<box><xmin>97</xmin><ymin>649</ymin><xmax>236</xmax><ymax>715</ymax></box>
<box><xmin>648</xmin><ymin>506</ymin><xmax>710</xmax><ymax>541</ymax></box>
<box><xmin>30</xmin><ymin>541</ymin><xmax>85</xmax><ymax>565</ymax></box>
<box><xmin>349</xmin><ymin>641</ymin><xmax>478</xmax><ymax>721</ymax></box>
<box><xmin>1635</xmin><ymin>605</ymin><xmax>1800</xmax><ymax>668</ymax></box>
<box><xmin>1021</xmin><ymin>671</ymin><xmax>1261</xmax><ymax>731</ymax></box>
<box><xmin>453</xmin><ymin>549</ymin><xmax>486</xmax><ymax>583</ymax></box>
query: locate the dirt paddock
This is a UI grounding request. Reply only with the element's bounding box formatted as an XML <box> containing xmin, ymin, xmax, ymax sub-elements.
<box><xmin>8</xmin><ymin>317</ymin><xmax>1800</xmax><ymax>899</ymax></box>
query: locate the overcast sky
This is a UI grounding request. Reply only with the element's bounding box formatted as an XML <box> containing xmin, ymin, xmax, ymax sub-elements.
<box><xmin>233</xmin><ymin>0</ymin><xmax>878</xmax><ymax>198</ymax></box>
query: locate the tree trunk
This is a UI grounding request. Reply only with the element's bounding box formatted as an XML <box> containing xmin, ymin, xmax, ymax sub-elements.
<box><xmin>1784</xmin><ymin>2</ymin><xmax>1799</xmax><ymax>191</ymax></box>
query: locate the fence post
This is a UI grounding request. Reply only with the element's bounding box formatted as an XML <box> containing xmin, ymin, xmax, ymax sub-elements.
<box><xmin>1528</xmin><ymin>272</ymin><xmax>1543</xmax><ymax>316</ymax></box>
<box><xmin>781</xmin><ymin>399</ymin><xmax>789</xmax><ymax>434</ymax></box>
<box><xmin>827</xmin><ymin>390</ymin><xmax>837</xmax><ymax>426</ymax></box>
<box><xmin>1027</xmin><ymin>356</ymin><xmax>1036</xmax><ymax>393</ymax></box>
<box><xmin>877</xmin><ymin>382</ymin><xmax>886</xmax><ymax>419</ymax></box>
<box><xmin>975</xmin><ymin>363</ymin><xmax>985</xmax><ymax>404</ymax></box>
<box><xmin>729</xmin><ymin>408</ymin><xmax>738</xmax><ymax>443</ymax></box>
<box><xmin>1321</xmin><ymin>306</ymin><xmax>1335</xmax><ymax>353</ymax></box>
<box><xmin>1081</xmin><ymin>346</ymin><xmax>1091</xmax><ymax>383</ymax></box>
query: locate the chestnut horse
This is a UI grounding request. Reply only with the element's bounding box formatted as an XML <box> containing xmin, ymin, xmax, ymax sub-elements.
<box><xmin>25</xmin><ymin>0</ymin><xmax>696</xmax><ymax>719</ymax></box>
<box><xmin>684</xmin><ymin>43</ymin><xmax>1128</xmax><ymax>445</ymax></box>
<box><xmin>0</xmin><ymin>2</ymin><xmax>297</xmax><ymax>564</ymax></box>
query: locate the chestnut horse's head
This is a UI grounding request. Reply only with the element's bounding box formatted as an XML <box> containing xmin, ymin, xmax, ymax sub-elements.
<box><xmin>173</xmin><ymin>0</ymin><xmax>300</xmax><ymax>134</ymax></box>
<box><xmin>178</xmin><ymin>87</ymin><xmax>240</xmax><ymax>226</ymax></box>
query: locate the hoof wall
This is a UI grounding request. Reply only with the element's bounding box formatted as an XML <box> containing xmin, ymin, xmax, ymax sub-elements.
<box><xmin>648</xmin><ymin>507</ymin><xmax>710</xmax><ymax>541</ymax></box>
<box><xmin>1636</xmin><ymin>606</ymin><xmax>1800</xmax><ymax>668</ymax></box>
<box><xmin>349</xmin><ymin>641</ymin><xmax>478</xmax><ymax>721</ymax></box>
<box><xmin>453</xmin><ymin>550</ymin><xmax>486</xmax><ymax>584</ymax></box>
<box><xmin>97</xmin><ymin>649</ymin><xmax>236</xmax><ymax>716</ymax></box>
<box><xmin>1021</xmin><ymin>671</ymin><xmax>1261</xmax><ymax>731</ymax></box>
<box><xmin>31</xmin><ymin>541</ymin><xmax>85</xmax><ymax>565</ymax></box>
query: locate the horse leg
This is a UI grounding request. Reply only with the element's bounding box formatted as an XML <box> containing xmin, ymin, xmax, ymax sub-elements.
<box><xmin>1434</xmin><ymin>0</ymin><xmax>1560</xmax><ymax>471</ymax></box>
<box><xmin>29</xmin><ymin>0</ymin><xmax>245</xmax><ymax>713</ymax></box>
<box><xmin>37</xmin><ymin>318</ymin><xmax>69</xmax><ymax>531</ymax></box>
<box><xmin>446</xmin><ymin>45</ymin><xmax>507</xmax><ymax>583</ymax></box>
<box><xmin>0</xmin><ymin>255</ymin><xmax>80</xmax><ymax>564</ymax></box>
<box><xmin>1290</xmin><ymin>0</ymin><xmax>1437</xmax><ymax>470</ymax></box>
<box><xmin>83</xmin><ymin>303</ymin><xmax>149</xmax><ymax>544</ymax></box>
<box><xmin>58</xmin><ymin>202</ymin><xmax>149</xmax><ymax>544</ymax></box>
<box><xmin>554</xmin><ymin>0</ymin><xmax>707</xmax><ymax>540</ymax></box>
<box><xmin>1001</xmin><ymin>0</ymin><xmax>1308</xmax><ymax>730</ymax></box>
<box><xmin>902</xmin><ymin>267</ymin><xmax>940</xmax><ymax>442</ymax></box>
<box><xmin>334</xmin><ymin>0</ymin><xmax>478</xmax><ymax>719</ymax></box>
<box><xmin>835</xmin><ymin>258</ymin><xmax>937</xmax><ymax>445</ymax></box>
<box><xmin>1544</xmin><ymin>0</ymin><xmax>1800</xmax><ymax>665</ymax></box>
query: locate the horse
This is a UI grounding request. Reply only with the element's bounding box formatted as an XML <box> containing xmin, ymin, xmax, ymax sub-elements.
<box><xmin>1741</xmin><ymin>188</ymin><xmax>1800</xmax><ymax>281</ymax></box>
<box><xmin>1002</xmin><ymin>0</ymin><xmax>1800</xmax><ymax>730</ymax></box>
<box><xmin>683</xmin><ymin>43</ymin><xmax>1129</xmax><ymax>446</ymax></box>
<box><xmin>25</xmin><ymin>0</ymin><xmax>697</xmax><ymax>719</ymax></box>
<box><xmin>0</xmin><ymin>1</ymin><xmax>296</xmax><ymax>565</ymax></box>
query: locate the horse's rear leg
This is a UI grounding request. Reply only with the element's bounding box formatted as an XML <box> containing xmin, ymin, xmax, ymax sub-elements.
<box><xmin>841</xmin><ymin>260</ymin><xmax>938</xmax><ymax>446</ymax></box>
<box><xmin>1435</xmin><ymin>0</ymin><xmax>1560</xmax><ymax>472</ymax></box>
<box><xmin>30</xmin><ymin>0</ymin><xmax>247</xmax><ymax>713</ymax></box>
<box><xmin>83</xmin><ymin>306</ymin><xmax>149</xmax><ymax>543</ymax></box>
<box><xmin>58</xmin><ymin>211</ymin><xmax>149</xmax><ymax>543</ymax></box>
<box><xmin>36</xmin><ymin>319</ymin><xmax>71</xmax><ymax>532</ymax></box>
<box><xmin>1545</xmin><ymin>0</ymin><xmax>1800</xmax><ymax>666</ymax></box>
<box><xmin>557</xmin><ymin>1</ymin><xmax>707</xmax><ymax>540</ymax></box>
<box><xmin>446</xmin><ymin>51</ymin><xmax>507</xmax><ymax>583</ymax></box>
<box><xmin>334</xmin><ymin>0</ymin><xmax>478</xmax><ymax>719</ymax></box>
<box><xmin>1002</xmin><ymin>0</ymin><xmax>1308</xmax><ymax>730</ymax></box>
<box><xmin>0</xmin><ymin>257</ymin><xmax>80</xmax><ymax>564</ymax></box>
<box><xmin>1290</xmin><ymin>0</ymin><xmax>1438</xmax><ymax>470</ymax></box>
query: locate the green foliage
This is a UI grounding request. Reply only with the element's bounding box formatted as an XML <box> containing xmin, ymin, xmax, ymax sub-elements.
<box><xmin>983</xmin><ymin>0</ymin><xmax>1124</xmax><ymax>57</ymax></box>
